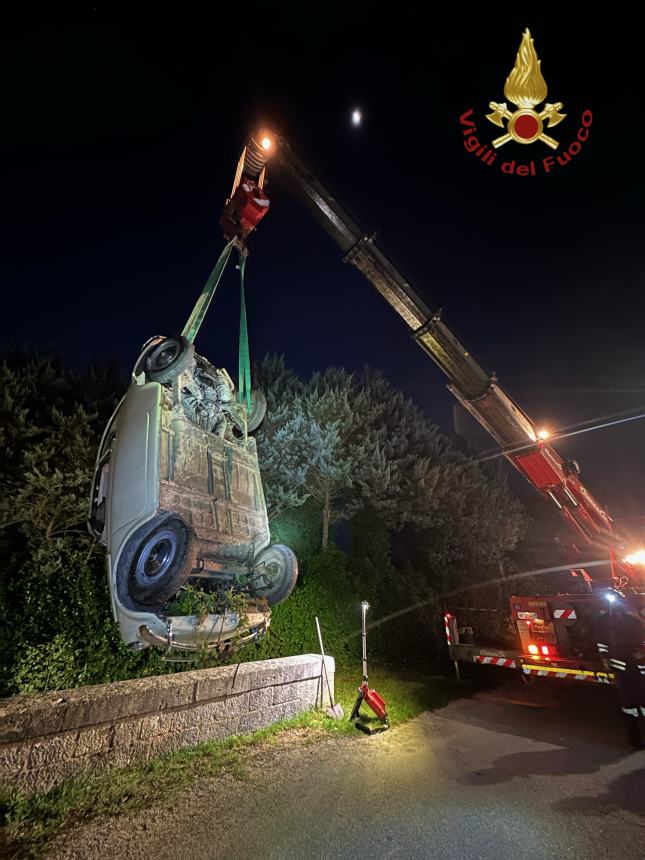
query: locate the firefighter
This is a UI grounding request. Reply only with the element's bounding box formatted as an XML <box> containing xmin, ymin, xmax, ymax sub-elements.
<box><xmin>596</xmin><ymin>593</ymin><xmax>645</xmax><ymax>748</ymax></box>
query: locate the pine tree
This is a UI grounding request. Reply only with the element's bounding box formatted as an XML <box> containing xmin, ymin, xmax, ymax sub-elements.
<box><xmin>254</xmin><ymin>356</ymin><xmax>526</xmax><ymax>556</ymax></box>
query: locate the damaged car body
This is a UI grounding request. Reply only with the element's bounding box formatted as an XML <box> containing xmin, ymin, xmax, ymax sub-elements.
<box><xmin>88</xmin><ymin>327</ymin><xmax>297</xmax><ymax>655</ymax></box>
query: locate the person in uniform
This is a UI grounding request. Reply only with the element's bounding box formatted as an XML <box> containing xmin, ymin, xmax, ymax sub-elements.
<box><xmin>596</xmin><ymin>593</ymin><xmax>645</xmax><ymax>748</ymax></box>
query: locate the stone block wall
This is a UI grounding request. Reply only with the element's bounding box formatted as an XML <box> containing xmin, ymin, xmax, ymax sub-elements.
<box><xmin>0</xmin><ymin>654</ymin><xmax>334</xmax><ymax>794</ymax></box>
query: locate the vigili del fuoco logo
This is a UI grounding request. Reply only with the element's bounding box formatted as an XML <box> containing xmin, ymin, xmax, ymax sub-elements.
<box><xmin>460</xmin><ymin>28</ymin><xmax>592</xmax><ymax>175</ymax></box>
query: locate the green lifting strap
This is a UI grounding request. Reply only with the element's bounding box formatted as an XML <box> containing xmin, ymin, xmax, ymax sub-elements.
<box><xmin>238</xmin><ymin>253</ymin><xmax>252</xmax><ymax>413</ymax></box>
<box><xmin>181</xmin><ymin>239</ymin><xmax>236</xmax><ymax>344</ymax></box>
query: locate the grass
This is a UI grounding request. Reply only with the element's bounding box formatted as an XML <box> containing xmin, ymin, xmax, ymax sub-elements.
<box><xmin>335</xmin><ymin>665</ymin><xmax>454</xmax><ymax>725</ymax></box>
<box><xmin>0</xmin><ymin>664</ymin><xmax>454</xmax><ymax>857</ymax></box>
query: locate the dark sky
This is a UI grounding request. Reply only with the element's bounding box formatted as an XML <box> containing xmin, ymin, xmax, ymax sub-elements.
<box><xmin>3</xmin><ymin>7</ymin><xmax>645</xmax><ymax>520</ymax></box>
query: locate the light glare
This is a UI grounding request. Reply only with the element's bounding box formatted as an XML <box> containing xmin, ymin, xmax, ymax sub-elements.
<box><xmin>624</xmin><ymin>549</ymin><xmax>645</xmax><ymax>566</ymax></box>
<box><xmin>352</xmin><ymin>109</ymin><xmax>362</xmax><ymax>126</ymax></box>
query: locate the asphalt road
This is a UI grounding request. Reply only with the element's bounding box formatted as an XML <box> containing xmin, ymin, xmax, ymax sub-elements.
<box><xmin>52</xmin><ymin>677</ymin><xmax>645</xmax><ymax>860</ymax></box>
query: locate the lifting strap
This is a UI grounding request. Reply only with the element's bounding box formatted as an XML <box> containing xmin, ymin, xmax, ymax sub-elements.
<box><xmin>238</xmin><ymin>252</ymin><xmax>252</xmax><ymax>413</ymax></box>
<box><xmin>182</xmin><ymin>238</ymin><xmax>236</xmax><ymax>344</ymax></box>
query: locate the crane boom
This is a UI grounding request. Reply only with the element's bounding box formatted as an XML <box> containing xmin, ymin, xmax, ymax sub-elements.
<box><xmin>222</xmin><ymin>131</ymin><xmax>616</xmax><ymax>548</ymax></box>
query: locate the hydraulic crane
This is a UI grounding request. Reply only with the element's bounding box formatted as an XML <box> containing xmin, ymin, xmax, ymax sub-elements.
<box><xmin>220</xmin><ymin>127</ymin><xmax>645</xmax><ymax>706</ymax></box>
<box><xmin>222</xmin><ymin>130</ymin><xmax>618</xmax><ymax>552</ymax></box>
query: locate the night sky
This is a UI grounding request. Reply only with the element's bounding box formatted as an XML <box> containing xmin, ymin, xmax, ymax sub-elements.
<box><xmin>3</xmin><ymin>7</ymin><xmax>645</xmax><ymax>521</ymax></box>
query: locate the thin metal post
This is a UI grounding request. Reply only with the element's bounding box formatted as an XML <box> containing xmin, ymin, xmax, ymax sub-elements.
<box><xmin>361</xmin><ymin>601</ymin><xmax>369</xmax><ymax>682</ymax></box>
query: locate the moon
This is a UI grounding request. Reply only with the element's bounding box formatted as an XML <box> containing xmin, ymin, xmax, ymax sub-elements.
<box><xmin>351</xmin><ymin>108</ymin><xmax>362</xmax><ymax>127</ymax></box>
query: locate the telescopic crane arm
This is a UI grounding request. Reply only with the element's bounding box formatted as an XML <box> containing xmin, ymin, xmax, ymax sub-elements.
<box><xmin>221</xmin><ymin>130</ymin><xmax>617</xmax><ymax>550</ymax></box>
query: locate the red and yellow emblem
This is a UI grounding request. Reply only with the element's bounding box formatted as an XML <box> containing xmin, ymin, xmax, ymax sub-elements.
<box><xmin>487</xmin><ymin>29</ymin><xmax>566</xmax><ymax>150</ymax></box>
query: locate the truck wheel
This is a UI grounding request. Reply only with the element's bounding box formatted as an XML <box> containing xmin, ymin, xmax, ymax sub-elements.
<box><xmin>247</xmin><ymin>389</ymin><xmax>267</xmax><ymax>432</ymax></box>
<box><xmin>143</xmin><ymin>336</ymin><xmax>194</xmax><ymax>384</ymax></box>
<box><xmin>251</xmin><ymin>544</ymin><xmax>298</xmax><ymax>605</ymax></box>
<box><xmin>125</xmin><ymin>516</ymin><xmax>193</xmax><ymax>608</ymax></box>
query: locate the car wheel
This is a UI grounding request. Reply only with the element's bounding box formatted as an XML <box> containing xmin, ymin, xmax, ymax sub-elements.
<box><xmin>247</xmin><ymin>389</ymin><xmax>267</xmax><ymax>433</ymax></box>
<box><xmin>250</xmin><ymin>544</ymin><xmax>298</xmax><ymax>605</ymax></box>
<box><xmin>143</xmin><ymin>336</ymin><xmax>194</xmax><ymax>384</ymax></box>
<box><xmin>125</xmin><ymin>516</ymin><xmax>193</xmax><ymax>608</ymax></box>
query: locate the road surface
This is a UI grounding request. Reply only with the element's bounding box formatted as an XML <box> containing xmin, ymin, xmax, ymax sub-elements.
<box><xmin>51</xmin><ymin>677</ymin><xmax>645</xmax><ymax>859</ymax></box>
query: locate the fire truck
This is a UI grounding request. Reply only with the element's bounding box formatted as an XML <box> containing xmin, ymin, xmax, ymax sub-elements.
<box><xmin>220</xmin><ymin>129</ymin><xmax>645</xmax><ymax>698</ymax></box>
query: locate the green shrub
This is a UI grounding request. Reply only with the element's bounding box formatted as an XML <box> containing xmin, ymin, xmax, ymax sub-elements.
<box><xmin>268</xmin><ymin>497</ymin><xmax>323</xmax><ymax>561</ymax></box>
<box><xmin>3</xmin><ymin>537</ymin><xmax>179</xmax><ymax>694</ymax></box>
<box><xmin>12</xmin><ymin>634</ymin><xmax>80</xmax><ymax>694</ymax></box>
<box><xmin>237</xmin><ymin>546</ymin><xmax>360</xmax><ymax>668</ymax></box>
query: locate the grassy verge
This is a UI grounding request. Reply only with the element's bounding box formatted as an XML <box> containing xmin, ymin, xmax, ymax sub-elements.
<box><xmin>0</xmin><ymin>665</ymin><xmax>454</xmax><ymax>857</ymax></box>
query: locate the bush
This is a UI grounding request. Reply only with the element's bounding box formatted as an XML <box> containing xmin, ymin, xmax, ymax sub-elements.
<box><xmin>237</xmin><ymin>547</ymin><xmax>360</xmax><ymax>668</ymax></box>
<box><xmin>5</xmin><ymin>540</ymin><xmax>179</xmax><ymax>694</ymax></box>
<box><xmin>268</xmin><ymin>497</ymin><xmax>324</xmax><ymax>563</ymax></box>
<box><xmin>0</xmin><ymin>351</ymin><xmax>180</xmax><ymax>694</ymax></box>
<box><xmin>12</xmin><ymin>635</ymin><xmax>80</xmax><ymax>694</ymax></box>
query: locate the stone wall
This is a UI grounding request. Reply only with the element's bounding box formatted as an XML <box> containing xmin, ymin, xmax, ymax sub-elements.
<box><xmin>0</xmin><ymin>654</ymin><xmax>334</xmax><ymax>794</ymax></box>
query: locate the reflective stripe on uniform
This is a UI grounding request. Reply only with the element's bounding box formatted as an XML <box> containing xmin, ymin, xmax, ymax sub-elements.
<box><xmin>609</xmin><ymin>659</ymin><xmax>627</xmax><ymax>670</ymax></box>
<box><xmin>622</xmin><ymin>707</ymin><xmax>639</xmax><ymax>717</ymax></box>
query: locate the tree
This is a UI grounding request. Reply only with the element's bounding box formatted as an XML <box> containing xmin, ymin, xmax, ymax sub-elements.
<box><xmin>254</xmin><ymin>361</ymin><xmax>355</xmax><ymax>548</ymax></box>
<box><xmin>0</xmin><ymin>349</ymin><xmax>178</xmax><ymax>694</ymax></box>
<box><xmin>255</xmin><ymin>356</ymin><xmax>526</xmax><ymax>556</ymax></box>
<box><xmin>253</xmin><ymin>355</ymin><xmax>309</xmax><ymax>519</ymax></box>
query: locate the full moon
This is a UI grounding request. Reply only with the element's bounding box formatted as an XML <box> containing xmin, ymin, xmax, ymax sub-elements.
<box><xmin>351</xmin><ymin>108</ymin><xmax>362</xmax><ymax>127</ymax></box>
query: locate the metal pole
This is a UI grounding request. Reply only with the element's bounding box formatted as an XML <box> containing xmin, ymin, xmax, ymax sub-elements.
<box><xmin>444</xmin><ymin>613</ymin><xmax>461</xmax><ymax>679</ymax></box>
<box><xmin>361</xmin><ymin>601</ymin><xmax>369</xmax><ymax>683</ymax></box>
<box><xmin>315</xmin><ymin>616</ymin><xmax>334</xmax><ymax>707</ymax></box>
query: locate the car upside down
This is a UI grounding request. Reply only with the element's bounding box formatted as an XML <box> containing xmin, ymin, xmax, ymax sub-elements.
<box><xmin>88</xmin><ymin>333</ymin><xmax>298</xmax><ymax>654</ymax></box>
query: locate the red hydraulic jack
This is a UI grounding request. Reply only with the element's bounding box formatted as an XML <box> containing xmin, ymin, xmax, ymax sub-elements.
<box><xmin>350</xmin><ymin>601</ymin><xmax>389</xmax><ymax>734</ymax></box>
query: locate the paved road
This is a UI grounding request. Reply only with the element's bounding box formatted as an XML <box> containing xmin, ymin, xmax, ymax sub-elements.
<box><xmin>53</xmin><ymin>678</ymin><xmax>645</xmax><ymax>860</ymax></box>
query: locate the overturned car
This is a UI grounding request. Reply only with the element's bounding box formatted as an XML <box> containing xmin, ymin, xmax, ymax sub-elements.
<box><xmin>88</xmin><ymin>332</ymin><xmax>298</xmax><ymax>654</ymax></box>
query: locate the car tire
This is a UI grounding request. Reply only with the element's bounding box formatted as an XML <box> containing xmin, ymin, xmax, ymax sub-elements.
<box><xmin>247</xmin><ymin>389</ymin><xmax>267</xmax><ymax>433</ymax></box>
<box><xmin>143</xmin><ymin>336</ymin><xmax>194</xmax><ymax>384</ymax></box>
<box><xmin>123</xmin><ymin>515</ymin><xmax>193</xmax><ymax>608</ymax></box>
<box><xmin>250</xmin><ymin>543</ymin><xmax>298</xmax><ymax>605</ymax></box>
